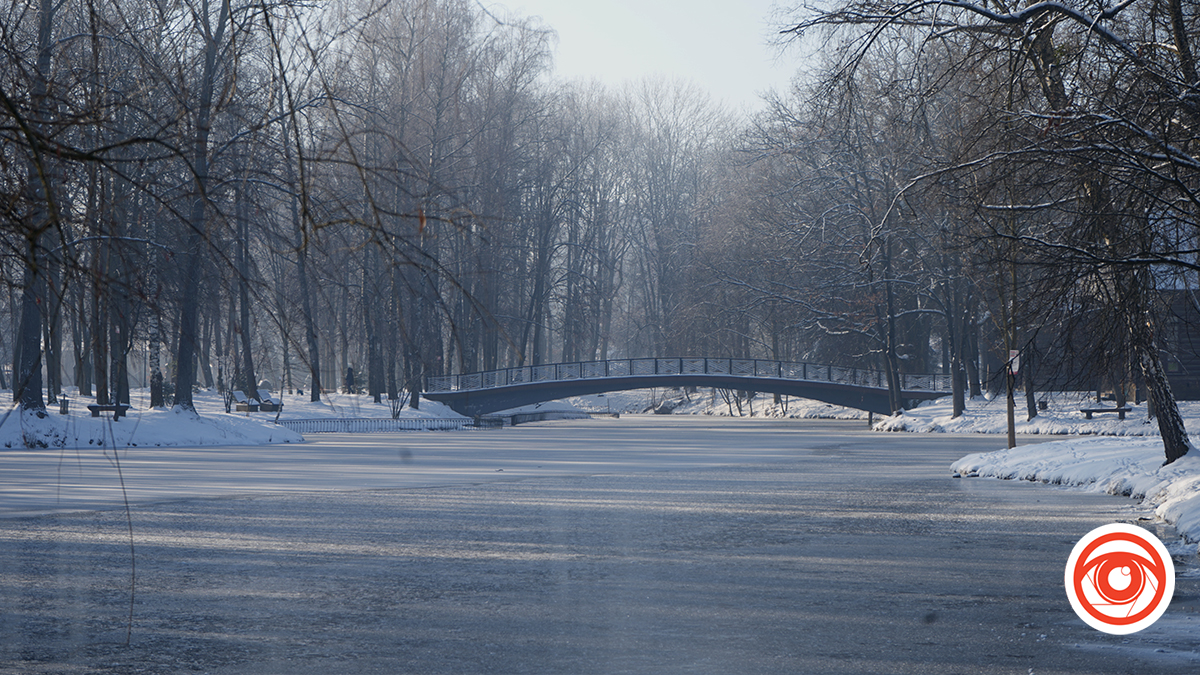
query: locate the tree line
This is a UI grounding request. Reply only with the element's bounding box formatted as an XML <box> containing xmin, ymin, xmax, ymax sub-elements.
<box><xmin>1</xmin><ymin>0</ymin><xmax>737</xmax><ymax>413</ymax></box>
<box><xmin>755</xmin><ymin>0</ymin><xmax>1200</xmax><ymax>461</ymax></box>
<box><xmin>3</xmin><ymin>0</ymin><xmax>1197</xmax><ymax>461</ymax></box>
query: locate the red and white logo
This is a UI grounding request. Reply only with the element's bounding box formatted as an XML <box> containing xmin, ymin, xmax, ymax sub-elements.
<box><xmin>1065</xmin><ymin>523</ymin><xmax>1174</xmax><ymax>634</ymax></box>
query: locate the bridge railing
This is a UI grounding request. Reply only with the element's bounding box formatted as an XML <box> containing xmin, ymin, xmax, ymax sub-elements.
<box><xmin>278</xmin><ymin>418</ymin><xmax>471</xmax><ymax>433</ymax></box>
<box><xmin>425</xmin><ymin>358</ymin><xmax>951</xmax><ymax>394</ymax></box>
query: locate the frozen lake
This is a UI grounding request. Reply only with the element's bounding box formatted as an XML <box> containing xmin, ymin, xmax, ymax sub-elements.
<box><xmin>0</xmin><ymin>415</ymin><xmax>1016</xmax><ymax>518</ymax></box>
<box><xmin>2</xmin><ymin>417</ymin><xmax>1198</xmax><ymax>673</ymax></box>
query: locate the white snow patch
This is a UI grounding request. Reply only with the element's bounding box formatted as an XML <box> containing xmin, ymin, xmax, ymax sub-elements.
<box><xmin>876</xmin><ymin>392</ymin><xmax>1200</xmax><ymax>436</ymax></box>
<box><xmin>935</xmin><ymin>390</ymin><xmax>1200</xmax><ymax>560</ymax></box>
<box><xmin>270</xmin><ymin>390</ymin><xmax>467</xmax><ymax>421</ymax></box>
<box><xmin>567</xmin><ymin>387</ymin><xmax>865</xmax><ymax>419</ymax></box>
<box><xmin>490</xmin><ymin>399</ymin><xmax>587</xmax><ymax>415</ymax></box>
<box><xmin>952</xmin><ymin>438</ymin><xmax>1200</xmax><ymax>547</ymax></box>
<box><xmin>0</xmin><ymin>388</ymin><xmax>470</xmax><ymax>450</ymax></box>
<box><xmin>0</xmin><ymin>397</ymin><xmax>301</xmax><ymax>449</ymax></box>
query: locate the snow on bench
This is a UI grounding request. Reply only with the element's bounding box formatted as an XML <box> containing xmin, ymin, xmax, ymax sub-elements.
<box><xmin>87</xmin><ymin>403</ymin><xmax>131</xmax><ymax>420</ymax></box>
<box><xmin>1079</xmin><ymin>406</ymin><xmax>1131</xmax><ymax>421</ymax></box>
<box><xmin>232</xmin><ymin>391</ymin><xmax>259</xmax><ymax>413</ymax></box>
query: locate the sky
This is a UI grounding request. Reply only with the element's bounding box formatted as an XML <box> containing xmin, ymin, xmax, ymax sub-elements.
<box><xmin>493</xmin><ymin>0</ymin><xmax>803</xmax><ymax>113</ymax></box>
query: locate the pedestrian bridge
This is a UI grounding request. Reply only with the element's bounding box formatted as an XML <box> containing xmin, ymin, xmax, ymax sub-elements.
<box><xmin>423</xmin><ymin>357</ymin><xmax>950</xmax><ymax>417</ymax></box>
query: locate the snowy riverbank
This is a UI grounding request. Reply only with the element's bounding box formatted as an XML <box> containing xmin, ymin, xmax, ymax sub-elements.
<box><xmin>952</xmin><ymin>439</ymin><xmax>1200</xmax><ymax>549</ymax></box>
<box><xmin>915</xmin><ymin>393</ymin><xmax>1200</xmax><ymax>551</ymax></box>
<box><xmin>0</xmin><ymin>387</ymin><xmax>468</xmax><ymax>449</ymax></box>
<box><xmin>875</xmin><ymin>391</ymin><xmax>1200</xmax><ymax>436</ymax></box>
<box><xmin>568</xmin><ymin>387</ymin><xmax>866</xmax><ymax>419</ymax></box>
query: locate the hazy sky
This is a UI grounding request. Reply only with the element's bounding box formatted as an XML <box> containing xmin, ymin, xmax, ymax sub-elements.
<box><xmin>493</xmin><ymin>0</ymin><xmax>802</xmax><ymax>112</ymax></box>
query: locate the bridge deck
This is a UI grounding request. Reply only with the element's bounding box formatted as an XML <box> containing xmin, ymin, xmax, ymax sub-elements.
<box><xmin>424</xmin><ymin>358</ymin><xmax>950</xmax><ymax>417</ymax></box>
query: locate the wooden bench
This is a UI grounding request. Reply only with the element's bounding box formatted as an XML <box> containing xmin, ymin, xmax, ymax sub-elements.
<box><xmin>257</xmin><ymin>389</ymin><xmax>283</xmax><ymax>413</ymax></box>
<box><xmin>87</xmin><ymin>404</ymin><xmax>131</xmax><ymax>420</ymax></box>
<box><xmin>232</xmin><ymin>391</ymin><xmax>259</xmax><ymax>412</ymax></box>
<box><xmin>1080</xmin><ymin>406</ymin><xmax>1131</xmax><ymax>420</ymax></box>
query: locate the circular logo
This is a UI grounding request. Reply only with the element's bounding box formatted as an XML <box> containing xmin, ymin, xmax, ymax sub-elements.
<box><xmin>1065</xmin><ymin>523</ymin><xmax>1174</xmax><ymax>634</ymax></box>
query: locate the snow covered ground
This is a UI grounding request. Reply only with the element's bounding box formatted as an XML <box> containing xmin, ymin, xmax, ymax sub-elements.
<box><xmin>568</xmin><ymin>387</ymin><xmax>865</xmax><ymax>419</ymax></box>
<box><xmin>0</xmin><ymin>387</ymin><xmax>468</xmax><ymax>449</ymax></box>
<box><xmin>877</xmin><ymin>390</ymin><xmax>1198</xmax><ymax>436</ymax></box>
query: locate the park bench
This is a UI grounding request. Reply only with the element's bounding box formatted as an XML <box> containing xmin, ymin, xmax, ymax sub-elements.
<box><xmin>1080</xmin><ymin>406</ymin><xmax>1131</xmax><ymax>421</ymax></box>
<box><xmin>87</xmin><ymin>403</ymin><xmax>131</xmax><ymax>420</ymax></box>
<box><xmin>232</xmin><ymin>391</ymin><xmax>259</xmax><ymax>413</ymax></box>
<box><xmin>257</xmin><ymin>389</ymin><xmax>283</xmax><ymax>413</ymax></box>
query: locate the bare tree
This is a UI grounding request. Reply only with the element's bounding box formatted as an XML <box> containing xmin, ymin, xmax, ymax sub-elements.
<box><xmin>782</xmin><ymin>0</ymin><xmax>1200</xmax><ymax>461</ymax></box>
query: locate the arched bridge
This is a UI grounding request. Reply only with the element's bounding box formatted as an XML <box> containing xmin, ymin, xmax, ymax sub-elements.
<box><xmin>423</xmin><ymin>357</ymin><xmax>951</xmax><ymax>417</ymax></box>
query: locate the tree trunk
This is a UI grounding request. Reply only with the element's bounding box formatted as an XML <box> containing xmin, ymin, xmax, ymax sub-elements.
<box><xmin>200</xmin><ymin>309</ymin><xmax>214</xmax><ymax>389</ymax></box>
<box><xmin>14</xmin><ymin>0</ymin><xmax>60</xmax><ymax>416</ymax></box>
<box><xmin>73</xmin><ymin>288</ymin><xmax>92</xmax><ymax>397</ymax></box>
<box><xmin>1142</xmin><ymin>350</ymin><xmax>1191</xmax><ymax>463</ymax></box>
<box><xmin>386</xmin><ymin>260</ymin><xmax>399</xmax><ymax>401</ymax></box>
<box><xmin>298</xmin><ymin>236</ymin><xmax>321</xmax><ymax>400</ymax></box>
<box><xmin>111</xmin><ymin>288</ymin><xmax>130</xmax><ymax>405</ymax></box>
<box><xmin>950</xmin><ymin>282</ymin><xmax>965</xmax><ymax>418</ymax></box>
<box><xmin>44</xmin><ymin>255</ymin><xmax>61</xmax><ymax>405</ymax></box>
<box><xmin>237</xmin><ymin>182</ymin><xmax>257</xmax><ymax>401</ymax></box>
<box><xmin>16</xmin><ymin>249</ymin><xmax>46</xmax><ymax>413</ymax></box>
<box><xmin>882</xmin><ymin>240</ymin><xmax>902</xmax><ymax>413</ymax></box>
<box><xmin>1024</xmin><ymin>348</ymin><xmax>1038</xmax><ymax>421</ymax></box>
<box><xmin>363</xmin><ymin>246</ymin><xmax>383</xmax><ymax>403</ymax></box>
<box><xmin>966</xmin><ymin>317</ymin><xmax>982</xmax><ymax>398</ymax></box>
<box><xmin>174</xmin><ymin>0</ymin><xmax>230</xmax><ymax>412</ymax></box>
<box><xmin>1005</xmin><ymin>365</ymin><xmax>1017</xmax><ymax>449</ymax></box>
<box><xmin>951</xmin><ymin>337</ymin><xmax>965</xmax><ymax>419</ymax></box>
<box><xmin>92</xmin><ymin>236</ymin><xmax>109</xmax><ymax>406</ymax></box>
<box><xmin>1132</xmin><ymin>323</ymin><xmax>1192</xmax><ymax>463</ymax></box>
<box><xmin>148</xmin><ymin>265</ymin><xmax>163</xmax><ymax>406</ymax></box>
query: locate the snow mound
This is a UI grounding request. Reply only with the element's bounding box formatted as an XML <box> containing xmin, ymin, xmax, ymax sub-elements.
<box><xmin>271</xmin><ymin>392</ymin><xmax>468</xmax><ymax>421</ymax></box>
<box><xmin>567</xmin><ymin>388</ymin><xmax>866</xmax><ymax>419</ymax></box>
<box><xmin>877</xmin><ymin>392</ymin><xmax>1180</xmax><ymax>436</ymax></box>
<box><xmin>490</xmin><ymin>400</ymin><xmax>587</xmax><ymax>415</ymax></box>
<box><xmin>951</xmin><ymin>439</ymin><xmax>1200</xmax><ymax>545</ymax></box>
<box><xmin>0</xmin><ymin>387</ymin><xmax>481</xmax><ymax>450</ymax></box>
<box><xmin>0</xmin><ymin>404</ymin><xmax>302</xmax><ymax>450</ymax></box>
